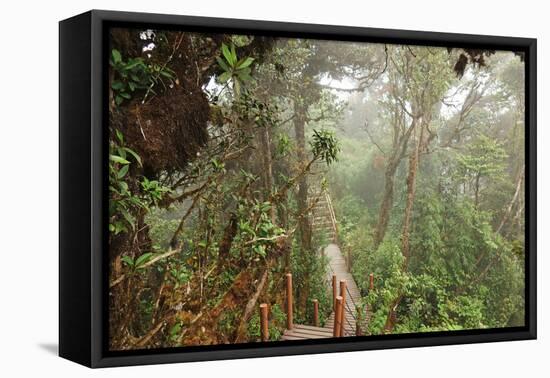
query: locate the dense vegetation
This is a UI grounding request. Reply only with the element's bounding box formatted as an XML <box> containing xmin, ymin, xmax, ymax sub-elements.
<box><xmin>108</xmin><ymin>28</ymin><xmax>525</xmax><ymax>350</ymax></box>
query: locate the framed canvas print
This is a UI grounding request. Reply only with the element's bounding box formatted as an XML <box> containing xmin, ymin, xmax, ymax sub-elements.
<box><xmin>59</xmin><ymin>10</ymin><xmax>536</xmax><ymax>368</ymax></box>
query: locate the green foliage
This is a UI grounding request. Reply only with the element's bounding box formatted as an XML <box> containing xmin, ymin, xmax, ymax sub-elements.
<box><xmin>107</xmin><ymin>34</ymin><xmax>525</xmax><ymax>348</ymax></box>
<box><xmin>336</xmin><ymin>171</ymin><xmax>525</xmax><ymax>335</ymax></box>
<box><xmin>169</xmin><ymin>321</ymin><xmax>183</xmax><ymax>343</ymax></box>
<box><xmin>290</xmin><ymin>240</ymin><xmax>331</xmax><ymax>325</ymax></box>
<box><xmin>108</xmin><ymin>130</ymin><xmax>143</xmax><ymax>234</ymax></box>
<box><xmin>327</xmin><ymin>138</ymin><xmax>382</xmax><ymax>209</ymax></box>
<box><xmin>335</xmin><ymin>194</ymin><xmax>369</xmax><ymax>240</ymax></box>
<box><xmin>170</xmin><ymin>264</ymin><xmax>192</xmax><ymax>287</ymax></box>
<box><xmin>310</xmin><ymin>129</ymin><xmax>340</xmax><ymax>166</ymax></box>
<box><xmin>141</xmin><ymin>177</ymin><xmax>171</xmax><ymax>206</ymax></box>
<box><xmin>110</xmin><ymin>48</ymin><xmax>176</xmax><ymax>106</ymax></box>
<box><xmin>456</xmin><ymin>135</ymin><xmax>508</xmax><ymax>189</ymax></box>
<box><xmin>349</xmin><ymin>188</ymin><xmax>525</xmax><ymax>334</ymax></box>
<box><xmin>108</xmin><ymin>129</ymin><xmax>171</xmax><ymax>235</ymax></box>
<box><xmin>233</xmin><ymin>197</ymin><xmax>285</xmax><ymax>261</ymax></box>
<box><xmin>216</xmin><ymin>43</ymin><xmax>254</xmax><ymax>95</ymax></box>
<box><xmin>235</xmin><ymin>92</ymin><xmax>281</xmax><ymax>129</ymax></box>
<box><xmin>121</xmin><ymin>252</ymin><xmax>153</xmax><ymax>271</ymax></box>
<box><xmin>360</xmin><ymin>238</ymin><xmax>407</xmax><ymax>333</ymax></box>
<box><xmin>217</xmin><ymin>310</ymin><xmax>240</xmax><ymax>340</ymax></box>
<box><xmin>147</xmin><ymin>212</ymin><xmax>181</xmax><ymax>250</ymax></box>
<box><xmin>247</xmin><ymin>304</ymin><xmax>287</xmax><ymax>341</ymax></box>
<box><xmin>276</xmin><ymin>134</ymin><xmax>293</xmax><ymax>157</ymax></box>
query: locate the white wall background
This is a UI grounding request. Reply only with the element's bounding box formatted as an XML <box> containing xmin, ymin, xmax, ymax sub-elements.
<box><xmin>0</xmin><ymin>0</ymin><xmax>546</xmax><ymax>376</ymax></box>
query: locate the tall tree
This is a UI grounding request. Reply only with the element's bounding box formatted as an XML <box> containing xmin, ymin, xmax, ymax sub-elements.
<box><xmin>382</xmin><ymin>47</ymin><xmax>454</xmax><ymax>332</ymax></box>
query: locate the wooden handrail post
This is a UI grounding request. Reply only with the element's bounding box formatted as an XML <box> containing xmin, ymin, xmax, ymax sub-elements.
<box><xmin>369</xmin><ymin>273</ymin><xmax>374</xmax><ymax>291</ymax></box>
<box><xmin>312</xmin><ymin>299</ymin><xmax>319</xmax><ymax>327</ymax></box>
<box><xmin>259</xmin><ymin>303</ymin><xmax>269</xmax><ymax>342</ymax></box>
<box><xmin>339</xmin><ymin>280</ymin><xmax>347</xmax><ymax>336</ymax></box>
<box><xmin>332</xmin><ymin>274</ymin><xmax>337</xmax><ymax>311</ymax></box>
<box><xmin>333</xmin><ymin>296</ymin><xmax>343</xmax><ymax>337</ymax></box>
<box><xmin>286</xmin><ymin>273</ymin><xmax>293</xmax><ymax>330</ymax></box>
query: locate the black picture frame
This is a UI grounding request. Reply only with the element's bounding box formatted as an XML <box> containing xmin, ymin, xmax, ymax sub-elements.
<box><xmin>59</xmin><ymin>9</ymin><xmax>537</xmax><ymax>368</ymax></box>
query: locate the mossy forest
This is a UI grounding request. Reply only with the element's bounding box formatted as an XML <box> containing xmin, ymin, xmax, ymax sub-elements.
<box><xmin>108</xmin><ymin>28</ymin><xmax>525</xmax><ymax>350</ymax></box>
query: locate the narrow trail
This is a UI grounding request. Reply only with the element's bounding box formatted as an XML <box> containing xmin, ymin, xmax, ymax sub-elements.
<box><xmin>281</xmin><ymin>243</ymin><xmax>364</xmax><ymax>340</ymax></box>
<box><xmin>323</xmin><ymin>244</ymin><xmax>362</xmax><ymax>335</ymax></box>
<box><xmin>276</xmin><ymin>182</ymin><xmax>368</xmax><ymax>341</ymax></box>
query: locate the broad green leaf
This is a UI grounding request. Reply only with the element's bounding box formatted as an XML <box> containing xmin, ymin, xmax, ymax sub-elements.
<box><xmin>230</xmin><ymin>44</ymin><xmax>237</xmax><ymax>64</ymax></box>
<box><xmin>135</xmin><ymin>252</ymin><xmax>153</xmax><ymax>268</ymax></box>
<box><xmin>110</xmin><ymin>155</ymin><xmax>130</xmax><ymax>165</ymax></box>
<box><xmin>124</xmin><ymin>147</ymin><xmax>142</xmax><ymax>167</ymax></box>
<box><xmin>125</xmin><ymin>59</ymin><xmax>142</xmax><ymax>70</ymax></box>
<box><xmin>115</xmin><ymin>129</ymin><xmax>124</xmax><ymax>143</ymax></box>
<box><xmin>111</xmin><ymin>81</ymin><xmax>125</xmax><ymax>90</ymax></box>
<box><xmin>159</xmin><ymin>70</ymin><xmax>174</xmax><ymax>79</ymax></box>
<box><xmin>169</xmin><ymin>323</ymin><xmax>182</xmax><ymax>337</ymax></box>
<box><xmin>238</xmin><ymin>67</ymin><xmax>251</xmax><ymax>76</ymax></box>
<box><xmin>117</xmin><ymin>164</ymin><xmax>129</xmax><ymax>179</ymax></box>
<box><xmin>221</xmin><ymin>43</ymin><xmax>234</xmax><ymax>66</ymax></box>
<box><xmin>117</xmin><ymin>146</ymin><xmax>127</xmax><ymax>159</ymax></box>
<box><xmin>111</xmin><ymin>49</ymin><xmax>122</xmax><ymax>64</ymax></box>
<box><xmin>218</xmin><ymin>71</ymin><xmax>231</xmax><ymax>83</ymax></box>
<box><xmin>121</xmin><ymin>209</ymin><xmax>134</xmax><ymax>228</ymax></box>
<box><xmin>236</xmin><ymin>57</ymin><xmax>254</xmax><ymax>69</ymax></box>
<box><xmin>237</xmin><ymin>70</ymin><xmax>253</xmax><ymax>83</ymax></box>
<box><xmin>216</xmin><ymin>56</ymin><xmax>231</xmax><ymax>73</ymax></box>
<box><xmin>121</xmin><ymin>255</ymin><xmax>134</xmax><ymax>267</ymax></box>
<box><xmin>119</xmin><ymin>181</ymin><xmax>129</xmax><ymax>191</ymax></box>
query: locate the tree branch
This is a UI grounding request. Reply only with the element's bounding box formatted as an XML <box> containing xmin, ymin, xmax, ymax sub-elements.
<box><xmin>110</xmin><ymin>248</ymin><xmax>180</xmax><ymax>289</ymax></box>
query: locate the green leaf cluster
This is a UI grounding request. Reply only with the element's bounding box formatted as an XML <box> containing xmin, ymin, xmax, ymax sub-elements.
<box><xmin>216</xmin><ymin>43</ymin><xmax>254</xmax><ymax>95</ymax></box>
<box><xmin>310</xmin><ymin>129</ymin><xmax>340</xmax><ymax>166</ymax></box>
<box><xmin>108</xmin><ymin>129</ymin><xmax>171</xmax><ymax>235</ymax></box>
<box><xmin>110</xmin><ymin>48</ymin><xmax>176</xmax><ymax>106</ymax></box>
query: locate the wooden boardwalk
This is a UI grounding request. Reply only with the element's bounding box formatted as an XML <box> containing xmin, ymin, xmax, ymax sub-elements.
<box><xmin>323</xmin><ymin>244</ymin><xmax>363</xmax><ymax>336</ymax></box>
<box><xmin>281</xmin><ymin>243</ymin><xmax>363</xmax><ymax>340</ymax></box>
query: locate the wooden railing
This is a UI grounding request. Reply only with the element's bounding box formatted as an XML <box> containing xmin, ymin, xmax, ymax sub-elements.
<box><xmin>255</xmin><ymin>188</ymin><xmax>376</xmax><ymax>341</ymax></box>
<box><xmin>259</xmin><ymin>272</ymin><xmax>353</xmax><ymax>341</ymax></box>
<box><xmin>324</xmin><ymin>191</ymin><xmax>339</xmax><ymax>242</ymax></box>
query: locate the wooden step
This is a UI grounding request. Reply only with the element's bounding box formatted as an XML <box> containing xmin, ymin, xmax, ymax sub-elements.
<box><xmin>281</xmin><ymin>324</ymin><xmax>334</xmax><ymax>341</ymax></box>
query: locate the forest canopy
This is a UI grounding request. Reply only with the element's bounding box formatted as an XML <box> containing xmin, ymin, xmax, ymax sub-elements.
<box><xmin>107</xmin><ymin>28</ymin><xmax>525</xmax><ymax>350</ymax></box>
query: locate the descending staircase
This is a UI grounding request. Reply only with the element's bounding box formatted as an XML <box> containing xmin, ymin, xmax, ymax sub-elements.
<box><xmin>308</xmin><ymin>161</ymin><xmax>338</xmax><ymax>243</ymax></box>
<box><xmin>278</xmin><ymin>166</ymin><xmax>369</xmax><ymax>341</ymax></box>
<box><xmin>312</xmin><ymin>192</ymin><xmax>338</xmax><ymax>243</ymax></box>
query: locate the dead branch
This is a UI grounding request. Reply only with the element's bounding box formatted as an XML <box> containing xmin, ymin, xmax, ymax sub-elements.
<box><xmin>169</xmin><ymin>192</ymin><xmax>202</xmax><ymax>247</ymax></box>
<box><xmin>497</xmin><ymin>166</ymin><xmax>525</xmax><ymax>234</ymax></box>
<box><xmin>234</xmin><ymin>267</ymin><xmax>270</xmax><ymax>342</ymax></box>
